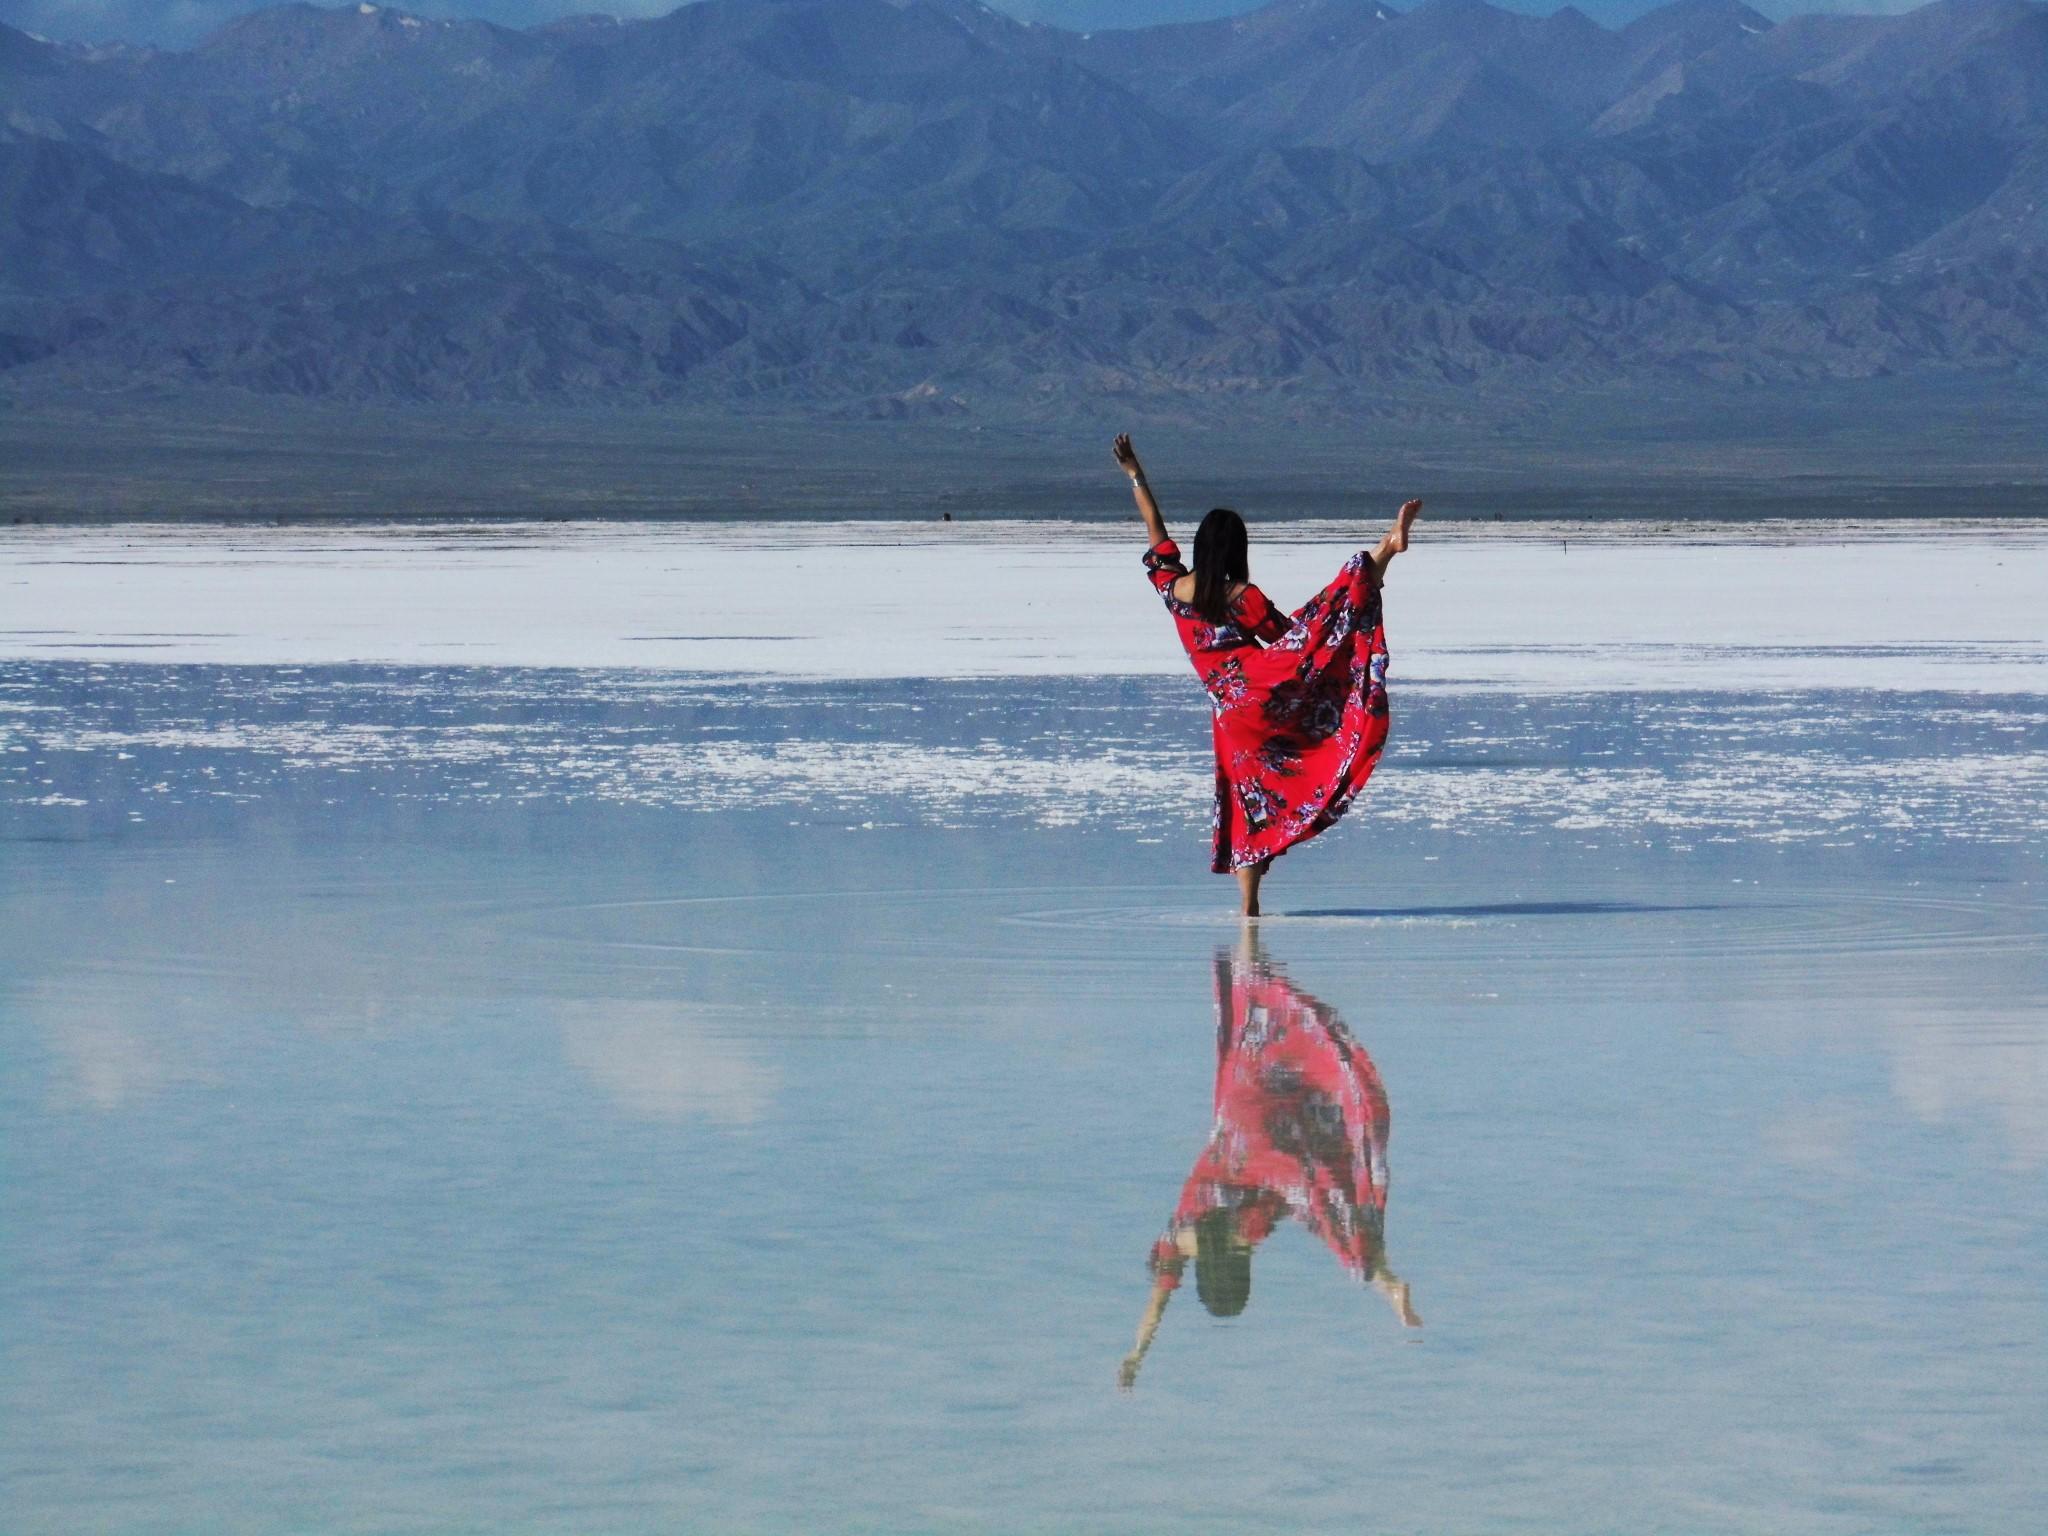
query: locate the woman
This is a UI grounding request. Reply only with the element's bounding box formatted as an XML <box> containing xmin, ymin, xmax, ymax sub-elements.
<box><xmin>1118</xmin><ymin>931</ymin><xmax>1420</xmax><ymax>1391</ymax></box>
<box><xmin>1114</xmin><ymin>433</ymin><xmax>1420</xmax><ymax>915</ymax></box>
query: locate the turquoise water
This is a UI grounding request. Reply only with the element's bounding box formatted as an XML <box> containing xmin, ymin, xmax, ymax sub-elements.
<box><xmin>3</xmin><ymin>667</ymin><xmax>2044</xmax><ymax>1533</ymax></box>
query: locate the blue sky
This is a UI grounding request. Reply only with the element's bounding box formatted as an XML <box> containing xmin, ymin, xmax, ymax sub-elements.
<box><xmin>0</xmin><ymin>0</ymin><xmax>1924</xmax><ymax>50</ymax></box>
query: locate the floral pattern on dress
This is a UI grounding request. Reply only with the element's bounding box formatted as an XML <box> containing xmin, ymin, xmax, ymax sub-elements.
<box><xmin>1146</xmin><ymin>537</ymin><xmax>1391</xmax><ymax>873</ymax></box>
<box><xmin>1148</xmin><ymin>947</ymin><xmax>1392</xmax><ymax>1289</ymax></box>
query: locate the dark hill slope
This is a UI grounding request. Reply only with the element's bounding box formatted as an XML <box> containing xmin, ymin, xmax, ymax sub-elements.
<box><xmin>2</xmin><ymin>0</ymin><xmax>2045</xmax><ymax>409</ymax></box>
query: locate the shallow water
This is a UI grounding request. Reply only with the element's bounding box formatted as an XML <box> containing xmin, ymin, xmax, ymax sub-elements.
<box><xmin>3</xmin><ymin>653</ymin><xmax>2044</xmax><ymax>1535</ymax></box>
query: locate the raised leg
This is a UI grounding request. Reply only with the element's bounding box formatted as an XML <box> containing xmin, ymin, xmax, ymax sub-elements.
<box><xmin>1371</xmin><ymin>498</ymin><xmax>1424</xmax><ymax>579</ymax></box>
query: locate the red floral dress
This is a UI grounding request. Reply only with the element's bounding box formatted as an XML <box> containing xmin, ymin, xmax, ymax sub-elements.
<box><xmin>1149</xmin><ymin>949</ymin><xmax>1391</xmax><ymax>1290</ymax></box>
<box><xmin>1145</xmin><ymin>538</ymin><xmax>1391</xmax><ymax>873</ymax></box>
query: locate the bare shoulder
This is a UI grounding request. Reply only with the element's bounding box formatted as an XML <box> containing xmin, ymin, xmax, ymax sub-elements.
<box><xmin>1172</xmin><ymin>574</ymin><xmax>1253</xmax><ymax>605</ymax></box>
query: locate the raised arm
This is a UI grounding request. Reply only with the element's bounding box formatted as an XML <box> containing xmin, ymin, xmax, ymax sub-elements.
<box><xmin>1114</xmin><ymin>433</ymin><xmax>1169</xmax><ymax>548</ymax></box>
<box><xmin>1118</xmin><ymin>1276</ymin><xmax>1175</xmax><ymax>1391</ymax></box>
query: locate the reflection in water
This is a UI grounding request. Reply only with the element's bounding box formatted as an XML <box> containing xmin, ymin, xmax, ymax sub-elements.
<box><xmin>42</xmin><ymin>996</ymin><xmax>171</xmax><ymax>1110</ymax></box>
<box><xmin>1120</xmin><ymin>930</ymin><xmax>1420</xmax><ymax>1390</ymax></box>
<box><xmin>558</xmin><ymin>1002</ymin><xmax>782</xmax><ymax>1125</ymax></box>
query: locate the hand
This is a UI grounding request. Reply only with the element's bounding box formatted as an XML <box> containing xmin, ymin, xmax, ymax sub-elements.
<box><xmin>1113</xmin><ymin>433</ymin><xmax>1144</xmax><ymax>482</ymax></box>
<box><xmin>1117</xmin><ymin>1354</ymin><xmax>1142</xmax><ymax>1392</ymax></box>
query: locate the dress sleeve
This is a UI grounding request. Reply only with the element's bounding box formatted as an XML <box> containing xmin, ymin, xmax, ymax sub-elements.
<box><xmin>1143</xmin><ymin>538</ymin><xmax>1186</xmax><ymax>598</ymax></box>
<box><xmin>1147</xmin><ymin>1234</ymin><xmax>1186</xmax><ymax>1291</ymax></box>
<box><xmin>1237</xmin><ymin>584</ymin><xmax>1291</xmax><ymax>644</ymax></box>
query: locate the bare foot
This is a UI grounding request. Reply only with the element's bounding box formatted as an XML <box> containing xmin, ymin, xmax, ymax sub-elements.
<box><xmin>1392</xmin><ymin>1279</ymin><xmax>1422</xmax><ymax>1328</ymax></box>
<box><xmin>1375</xmin><ymin>1273</ymin><xmax>1422</xmax><ymax>1328</ymax></box>
<box><xmin>1391</xmin><ymin>498</ymin><xmax>1423</xmax><ymax>554</ymax></box>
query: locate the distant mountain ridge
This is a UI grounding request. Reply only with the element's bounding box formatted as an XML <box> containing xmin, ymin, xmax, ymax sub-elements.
<box><xmin>2</xmin><ymin>0</ymin><xmax>2045</xmax><ymax>412</ymax></box>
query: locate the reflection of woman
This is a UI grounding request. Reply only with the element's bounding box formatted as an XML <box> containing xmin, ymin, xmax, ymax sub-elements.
<box><xmin>1120</xmin><ymin>932</ymin><xmax>1419</xmax><ymax>1390</ymax></box>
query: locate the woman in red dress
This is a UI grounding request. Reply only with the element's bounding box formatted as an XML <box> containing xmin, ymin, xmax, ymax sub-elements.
<box><xmin>1118</xmin><ymin>932</ymin><xmax>1420</xmax><ymax>1391</ymax></box>
<box><xmin>1113</xmin><ymin>433</ymin><xmax>1421</xmax><ymax>915</ymax></box>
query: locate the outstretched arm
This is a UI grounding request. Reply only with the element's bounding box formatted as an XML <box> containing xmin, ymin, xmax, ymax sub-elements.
<box><xmin>1114</xmin><ymin>434</ymin><xmax>1169</xmax><ymax>548</ymax></box>
<box><xmin>1118</xmin><ymin>1277</ymin><xmax>1175</xmax><ymax>1391</ymax></box>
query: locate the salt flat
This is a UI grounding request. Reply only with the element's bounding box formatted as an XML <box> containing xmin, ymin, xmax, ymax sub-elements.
<box><xmin>4</xmin><ymin>519</ymin><xmax>2043</xmax><ymax>689</ymax></box>
<box><xmin>4</xmin><ymin>517</ymin><xmax>2046</xmax><ymax>1536</ymax></box>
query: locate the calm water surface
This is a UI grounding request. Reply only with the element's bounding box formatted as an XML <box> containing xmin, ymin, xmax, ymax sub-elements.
<box><xmin>2</xmin><ymin>666</ymin><xmax>2043</xmax><ymax>1533</ymax></box>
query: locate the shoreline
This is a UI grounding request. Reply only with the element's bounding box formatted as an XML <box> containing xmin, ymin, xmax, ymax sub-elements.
<box><xmin>8</xmin><ymin>387</ymin><xmax>2048</xmax><ymax>524</ymax></box>
<box><xmin>7</xmin><ymin>514</ymin><xmax>2048</xmax><ymax>542</ymax></box>
<box><xmin>13</xmin><ymin>499</ymin><xmax>2048</xmax><ymax>529</ymax></box>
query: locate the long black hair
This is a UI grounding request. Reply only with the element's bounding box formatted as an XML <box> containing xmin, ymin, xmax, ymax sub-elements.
<box><xmin>1192</xmin><ymin>1207</ymin><xmax>1252</xmax><ymax>1317</ymax></box>
<box><xmin>1191</xmin><ymin>507</ymin><xmax>1249</xmax><ymax>624</ymax></box>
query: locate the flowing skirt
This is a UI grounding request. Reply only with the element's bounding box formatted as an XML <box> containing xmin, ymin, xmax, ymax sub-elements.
<box><xmin>1206</xmin><ymin>551</ymin><xmax>1389</xmax><ymax>873</ymax></box>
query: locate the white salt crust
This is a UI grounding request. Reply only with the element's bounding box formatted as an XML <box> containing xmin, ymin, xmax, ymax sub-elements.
<box><xmin>4</xmin><ymin>520</ymin><xmax>2044</xmax><ymax>691</ymax></box>
<box><xmin>7</xmin><ymin>700</ymin><xmax>2044</xmax><ymax>849</ymax></box>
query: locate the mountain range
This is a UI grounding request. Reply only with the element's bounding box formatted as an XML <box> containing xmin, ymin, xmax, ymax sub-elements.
<box><xmin>3</xmin><ymin>0</ymin><xmax>2046</xmax><ymax>415</ymax></box>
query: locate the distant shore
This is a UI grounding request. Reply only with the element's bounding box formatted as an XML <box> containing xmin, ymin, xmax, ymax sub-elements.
<box><xmin>7</xmin><ymin>385</ymin><xmax>2048</xmax><ymax>523</ymax></box>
